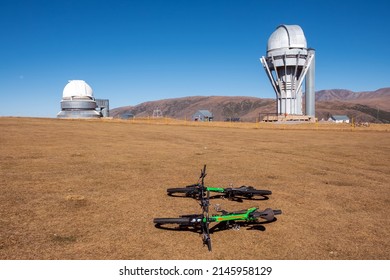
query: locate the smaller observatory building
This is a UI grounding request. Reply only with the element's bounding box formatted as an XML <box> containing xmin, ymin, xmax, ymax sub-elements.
<box><xmin>57</xmin><ymin>80</ymin><xmax>109</xmax><ymax>118</ymax></box>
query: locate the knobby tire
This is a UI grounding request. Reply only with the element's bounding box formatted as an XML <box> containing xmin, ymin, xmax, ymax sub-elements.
<box><xmin>153</xmin><ymin>217</ymin><xmax>191</xmax><ymax>225</ymax></box>
<box><xmin>167</xmin><ymin>187</ymin><xmax>198</xmax><ymax>195</ymax></box>
<box><xmin>240</xmin><ymin>189</ymin><xmax>272</xmax><ymax>196</ymax></box>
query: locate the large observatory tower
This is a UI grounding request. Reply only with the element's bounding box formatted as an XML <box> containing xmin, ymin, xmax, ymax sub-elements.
<box><xmin>260</xmin><ymin>25</ymin><xmax>315</xmax><ymax>119</ymax></box>
<box><xmin>57</xmin><ymin>80</ymin><xmax>101</xmax><ymax>118</ymax></box>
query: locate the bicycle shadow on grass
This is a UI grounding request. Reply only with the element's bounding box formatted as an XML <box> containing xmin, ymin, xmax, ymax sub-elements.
<box><xmin>209</xmin><ymin>218</ymin><xmax>279</xmax><ymax>233</ymax></box>
<box><xmin>154</xmin><ymin>218</ymin><xmax>279</xmax><ymax>235</ymax></box>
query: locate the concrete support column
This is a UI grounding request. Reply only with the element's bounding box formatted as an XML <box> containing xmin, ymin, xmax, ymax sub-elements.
<box><xmin>305</xmin><ymin>49</ymin><xmax>315</xmax><ymax>117</ymax></box>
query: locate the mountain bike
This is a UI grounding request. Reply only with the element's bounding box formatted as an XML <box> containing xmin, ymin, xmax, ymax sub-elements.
<box><xmin>167</xmin><ymin>166</ymin><xmax>272</xmax><ymax>199</ymax></box>
<box><xmin>153</xmin><ymin>206</ymin><xmax>282</xmax><ymax>251</ymax></box>
<box><xmin>167</xmin><ymin>185</ymin><xmax>272</xmax><ymax>199</ymax></box>
<box><xmin>154</xmin><ymin>165</ymin><xmax>282</xmax><ymax>251</ymax></box>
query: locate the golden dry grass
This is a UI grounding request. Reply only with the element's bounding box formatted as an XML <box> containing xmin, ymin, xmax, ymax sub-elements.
<box><xmin>0</xmin><ymin>117</ymin><xmax>389</xmax><ymax>260</ymax></box>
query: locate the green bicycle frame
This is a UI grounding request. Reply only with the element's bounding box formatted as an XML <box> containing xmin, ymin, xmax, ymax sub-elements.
<box><xmin>203</xmin><ymin>207</ymin><xmax>258</xmax><ymax>223</ymax></box>
<box><xmin>205</xmin><ymin>186</ymin><xmax>225</xmax><ymax>193</ymax></box>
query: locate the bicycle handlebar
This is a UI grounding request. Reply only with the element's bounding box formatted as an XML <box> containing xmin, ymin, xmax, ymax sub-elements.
<box><xmin>273</xmin><ymin>209</ymin><xmax>282</xmax><ymax>215</ymax></box>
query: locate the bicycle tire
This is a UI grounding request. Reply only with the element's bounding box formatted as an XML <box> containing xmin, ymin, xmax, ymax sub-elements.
<box><xmin>240</xmin><ymin>189</ymin><xmax>272</xmax><ymax>196</ymax></box>
<box><xmin>227</xmin><ymin>187</ymin><xmax>272</xmax><ymax>198</ymax></box>
<box><xmin>153</xmin><ymin>217</ymin><xmax>192</xmax><ymax>225</ymax></box>
<box><xmin>166</xmin><ymin>187</ymin><xmax>199</xmax><ymax>196</ymax></box>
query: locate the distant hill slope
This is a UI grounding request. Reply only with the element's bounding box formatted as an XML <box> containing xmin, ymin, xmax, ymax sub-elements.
<box><xmin>111</xmin><ymin>96</ymin><xmax>276</xmax><ymax>122</ymax></box>
<box><xmin>111</xmin><ymin>88</ymin><xmax>390</xmax><ymax>123</ymax></box>
<box><xmin>315</xmin><ymin>88</ymin><xmax>390</xmax><ymax>122</ymax></box>
<box><xmin>316</xmin><ymin>88</ymin><xmax>389</xmax><ymax>104</ymax></box>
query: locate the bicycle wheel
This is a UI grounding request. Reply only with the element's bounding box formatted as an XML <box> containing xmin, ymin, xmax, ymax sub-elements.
<box><xmin>234</xmin><ymin>186</ymin><xmax>272</xmax><ymax>197</ymax></box>
<box><xmin>166</xmin><ymin>187</ymin><xmax>199</xmax><ymax>197</ymax></box>
<box><xmin>153</xmin><ymin>217</ymin><xmax>192</xmax><ymax>225</ymax></box>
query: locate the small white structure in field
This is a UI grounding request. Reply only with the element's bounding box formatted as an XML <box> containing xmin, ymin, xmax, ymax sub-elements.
<box><xmin>328</xmin><ymin>115</ymin><xmax>350</xmax><ymax>123</ymax></box>
<box><xmin>192</xmin><ymin>110</ymin><xmax>213</xmax><ymax>122</ymax></box>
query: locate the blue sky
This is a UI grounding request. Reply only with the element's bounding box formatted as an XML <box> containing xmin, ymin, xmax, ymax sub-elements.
<box><xmin>0</xmin><ymin>0</ymin><xmax>389</xmax><ymax>117</ymax></box>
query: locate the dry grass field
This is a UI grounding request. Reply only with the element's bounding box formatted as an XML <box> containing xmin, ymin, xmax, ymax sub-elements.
<box><xmin>0</xmin><ymin>117</ymin><xmax>389</xmax><ymax>260</ymax></box>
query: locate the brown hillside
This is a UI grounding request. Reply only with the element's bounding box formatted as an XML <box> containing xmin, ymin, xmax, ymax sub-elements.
<box><xmin>315</xmin><ymin>88</ymin><xmax>390</xmax><ymax>122</ymax></box>
<box><xmin>111</xmin><ymin>96</ymin><xmax>276</xmax><ymax>122</ymax></box>
<box><xmin>111</xmin><ymin>88</ymin><xmax>390</xmax><ymax>123</ymax></box>
<box><xmin>316</xmin><ymin>88</ymin><xmax>390</xmax><ymax>111</ymax></box>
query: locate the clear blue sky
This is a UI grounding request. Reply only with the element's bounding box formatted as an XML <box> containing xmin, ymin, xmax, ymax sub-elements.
<box><xmin>0</xmin><ymin>0</ymin><xmax>389</xmax><ymax>117</ymax></box>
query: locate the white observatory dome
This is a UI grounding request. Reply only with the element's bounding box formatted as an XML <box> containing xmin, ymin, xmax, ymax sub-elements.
<box><xmin>62</xmin><ymin>80</ymin><xmax>94</xmax><ymax>99</ymax></box>
<box><xmin>267</xmin><ymin>25</ymin><xmax>307</xmax><ymax>52</ymax></box>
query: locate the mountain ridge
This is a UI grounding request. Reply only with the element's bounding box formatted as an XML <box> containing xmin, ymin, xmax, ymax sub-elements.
<box><xmin>111</xmin><ymin>88</ymin><xmax>390</xmax><ymax>123</ymax></box>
